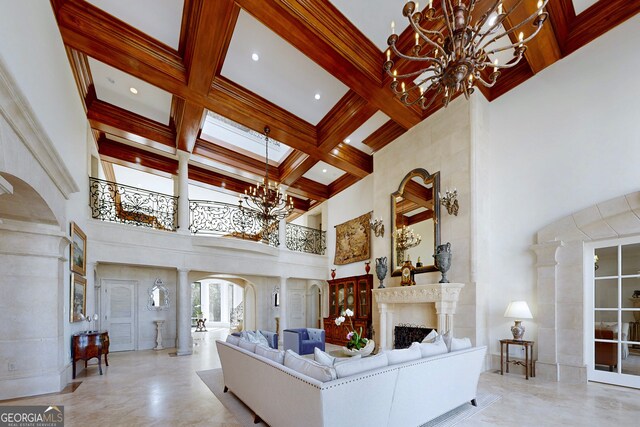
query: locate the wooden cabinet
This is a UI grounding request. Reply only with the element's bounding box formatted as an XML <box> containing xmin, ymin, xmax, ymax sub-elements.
<box><xmin>72</xmin><ymin>331</ymin><xmax>110</xmax><ymax>379</ymax></box>
<box><xmin>323</xmin><ymin>274</ymin><xmax>372</xmax><ymax>346</ymax></box>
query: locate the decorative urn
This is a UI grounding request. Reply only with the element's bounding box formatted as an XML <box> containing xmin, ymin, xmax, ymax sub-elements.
<box><xmin>375</xmin><ymin>257</ymin><xmax>388</xmax><ymax>289</ymax></box>
<box><xmin>433</xmin><ymin>242</ymin><xmax>452</xmax><ymax>283</ymax></box>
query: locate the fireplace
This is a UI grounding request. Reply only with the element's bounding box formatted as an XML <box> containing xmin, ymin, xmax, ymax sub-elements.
<box><xmin>394</xmin><ymin>324</ymin><xmax>435</xmax><ymax>349</ymax></box>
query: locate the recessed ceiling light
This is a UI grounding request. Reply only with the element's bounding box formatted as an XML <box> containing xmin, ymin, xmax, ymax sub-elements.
<box><xmin>221</xmin><ymin>182</ymin><xmax>226</xmax><ymax>188</ymax></box>
<box><xmin>134</xmin><ymin>156</ymin><xmax>141</xmax><ymax>164</ymax></box>
<box><xmin>333</xmin><ymin>149</ymin><xmax>339</xmax><ymax>155</ymax></box>
<box><xmin>344</xmin><ymin>138</ymin><xmax>351</xmax><ymax>144</ymax></box>
<box><xmin>130</xmin><ymin>87</ymin><xmax>138</xmax><ymax>95</ymax></box>
<box><xmin>251</xmin><ymin>53</ymin><xmax>259</xmax><ymax>61</ymax></box>
<box><xmin>314</xmin><ymin>93</ymin><xmax>321</xmax><ymax>100</ymax></box>
<box><xmin>322</xmin><ymin>169</ymin><xmax>327</xmax><ymax>173</ymax></box>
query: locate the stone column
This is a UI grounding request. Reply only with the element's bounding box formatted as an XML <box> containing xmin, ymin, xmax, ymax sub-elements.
<box><xmin>176</xmin><ymin>150</ymin><xmax>190</xmax><ymax>235</ymax></box>
<box><xmin>378</xmin><ymin>303</ymin><xmax>388</xmax><ymax>350</ymax></box>
<box><xmin>176</xmin><ymin>268</ymin><xmax>192</xmax><ymax>356</ymax></box>
<box><xmin>531</xmin><ymin>241</ymin><xmax>563</xmax><ymax>381</ymax></box>
<box><xmin>435</xmin><ymin>301</ymin><xmax>457</xmax><ymax>333</ymax></box>
<box><xmin>278</xmin><ymin>277</ymin><xmax>288</xmax><ymax>337</ymax></box>
<box><xmin>278</xmin><ymin>217</ymin><xmax>286</xmax><ymax>249</ymax></box>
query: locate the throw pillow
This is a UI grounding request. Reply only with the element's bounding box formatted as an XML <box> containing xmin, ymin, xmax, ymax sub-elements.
<box><xmin>284</xmin><ymin>350</ymin><xmax>337</xmax><ymax>382</ymax></box>
<box><xmin>421</xmin><ymin>330</ymin><xmax>439</xmax><ymax>343</ymax></box>
<box><xmin>334</xmin><ymin>353</ymin><xmax>389</xmax><ymax>379</ymax></box>
<box><xmin>225</xmin><ymin>334</ymin><xmax>240</xmax><ymax>346</ymax></box>
<box><xmin>241</xmin><ymin>330</ymin><xmax>261</xmax><ymax>344</ymax></box>
<box><xmin>385</xmin><ymin>342</ymin><xmax>422</xmax><ymax>365</ymax></box>
<box><xmin>442</xmin><ymin>330</ymin><xmax>453</xmax><ymax>352</ymax></box>
<box><xmin>256</xmin><ymin>345</ymin><xmax>285</xmax><ymax>364</ymax></box>
<box><xmin>313</xmin><ymin>347</ymin><xmax>361</xmax><ymax>366</ymax></box>
<box><xmin>450</xmin><ymin>337</ymin><xmax>472</xmax><ymax>351</ymax></box>
<box><xmin>418</xmin><ymin>339</ymin><xmax>448</xmax><ymax>358</ymax></box>
<box><xmin>238</xmin><ymin>339</ymin><xmax>257</xmax><ymax>353</ymax></box>
<box><xmin>255</xmin><ymin>331</ymin><xmax>270</xmax><ymax>348</ymax></box>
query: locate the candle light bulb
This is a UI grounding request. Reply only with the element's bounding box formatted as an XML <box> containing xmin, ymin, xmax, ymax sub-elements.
<box><xmin>391</xmin><ymin>20</ymin><xmax>395</xmax><ymax>34</ymax></box>
<box><xmin>493</xmin><ymin>58</ymin><xmax>498</xmax><ymax>73</ymax></box>
<box><xmin>393</xmin><ymin>70</ymin><xmax>397</xmax><ymax>82</ymax></box>
<box><xmin>386</xmin><ymin>49</ymin><xmax>390</xmax><ymax>61</ymax></box>
<box><xmin>429</xmin><ymin>0</ymin><xmax>433</xmax><ymax>8</ymax></box>
<box><xmin>401</xmin><ymin>81</ymin><xmax>406</xmax><ymax>92</ymax></box>
<box><xmin>416</xmin><ymin>2</ymin><xmax>419</xmax><ymax>12</ymax></box>
<box><xmin>518</xmin><ymin>32</ymin><xmax>524</xmax><ymax>46</ymax></box>
<box><xmin>415</xmin><ymin>32</ymin><xmax>419</xmax><ymax>46</ymax></box>
<box><xmin>498</xmin><ymin>3</ymin><xmax>503</xmax><ymax>14</ymax></box>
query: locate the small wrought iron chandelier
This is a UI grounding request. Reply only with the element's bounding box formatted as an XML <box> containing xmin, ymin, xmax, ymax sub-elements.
<box><xmin>239</xmin><ymin>126</ymin><xmax>293</xmax><ymax>241</ymax></box>
<box><xmin>384</xmin><ymin>0</ymin><xmax>548</xmax><ymax>109</ymax></box>
<box><xmin>396</xmin><ymin>225</ymin><xmax>422</xmax><ymax>263</ymax></box>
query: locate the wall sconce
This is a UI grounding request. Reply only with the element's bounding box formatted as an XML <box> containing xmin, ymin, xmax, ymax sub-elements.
<box><xmin>370</xmin><ymin>217</ymin><xmax>384</xmax><ymax>237</ymax></box>
<box><xmin>440</xmin><ymin>189</ymin><xmax>459</xmax><ymax>216</ymax></box>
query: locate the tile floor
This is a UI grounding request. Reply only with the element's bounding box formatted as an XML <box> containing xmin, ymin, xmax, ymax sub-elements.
<box><xmin>2</xmin><ymin>329</ymin><xmax>640</xmax><ymax>426</ymax></box>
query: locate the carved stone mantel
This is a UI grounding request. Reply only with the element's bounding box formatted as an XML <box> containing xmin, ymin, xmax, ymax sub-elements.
<box><xmin>373</xmin><ymin>283</ymin><xmax>465</xmax><ymax>350</ymax></box>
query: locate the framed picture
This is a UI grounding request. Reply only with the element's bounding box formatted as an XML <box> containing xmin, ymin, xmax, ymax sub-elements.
<box><xmin>70</xmin><ymin>222</ymin><xmax>86</xmax><ymax>276</ymax></box>
<box><xmin>70</xmin><ymin>274</ymin><xmax>87</xmax><ymax>322</ymax></box>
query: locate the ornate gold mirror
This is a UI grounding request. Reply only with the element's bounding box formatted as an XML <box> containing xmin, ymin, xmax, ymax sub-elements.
<box><xmin>391</xmin><ymin>169</ymin><xmax>440</xmax><ymax>276</ymax></box>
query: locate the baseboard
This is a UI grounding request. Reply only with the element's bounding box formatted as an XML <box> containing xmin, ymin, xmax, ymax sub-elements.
<box><xmin>0</xmin><ymin>368</ymin><xmax>67</xmax><ymax>401</ymax></box>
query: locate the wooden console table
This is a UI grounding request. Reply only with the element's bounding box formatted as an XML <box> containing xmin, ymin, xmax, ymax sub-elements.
<box><xmin>500</xmin><ymin>339</ymin><xmax>535</xmax><ymax>380</ymax></box>
<box><xmin>72</xmin><ymin>331</ymin><xmax>110</xmax><ymax>379</ymax></box>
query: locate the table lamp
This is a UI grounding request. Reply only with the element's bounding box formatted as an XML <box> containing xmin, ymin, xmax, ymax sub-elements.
<box><xmin>504</xmin><ymin>301</ymin><xmax>533</xmax><ymax>340</ymax></box>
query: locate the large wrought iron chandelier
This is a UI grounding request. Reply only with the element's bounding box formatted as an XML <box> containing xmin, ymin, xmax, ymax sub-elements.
<box><xmin>239</xmin><ymin>126</ymin><xmax>293</xmax><ymax>241</ymax></box>
<box><xmin>384</xmin><ymin>0</ymin><xmax>548</xmax><ymax>109</ymax></box>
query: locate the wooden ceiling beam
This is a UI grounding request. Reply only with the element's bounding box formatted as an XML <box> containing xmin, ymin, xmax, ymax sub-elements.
<box><xmin>175</xmin><ymin>100</ymin><xmax>205</xmax><ymax>153</ymax></box>
<box><xmin>279</xmin><ymin>151</ymin><xmax>312</xmax><ymax>186</ymax></box>
<box><xmin>87</xmin><ymin>100</ymin><xmax>176</xmax><ymax>152</ymax></box>
<box><xmin>317</xmin><ymin>91</ymin><xmax>377</xmax><ymax>151</ymax></box>
<box><xmin>287</xmin><ymin>177</ymin><xmax>329</xmax><ymax>202</ymax></box>
<box><xmin>564</xmin><ymin>0</ymin><xmax>640</xmax><ymax>56</ymax></box>
<box><xmin>235</xmin><ymin>0</ymin><xmax>421</xmax><ymax>129</ymax></box>
<box><xmin>192</xmin><ymin>138</ymin><xmax>280</xmax><ymax>182</ymax></box>
<box><xmin>98</xmin><ymin>137</ymin><xmax>178</xmax><ymax>175</ymax></box>
<box><xmin>53</xmin><ymin>0</ymin><xmax>187</xmax><ymax>87</ymax></box>
<box><xmin>363</xmin><ymin>120</ymin><xmax>407</xmax><ymax>153</ymax></box>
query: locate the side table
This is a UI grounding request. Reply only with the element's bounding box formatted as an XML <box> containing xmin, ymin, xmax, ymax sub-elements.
<box><xmin>500</xmin><ymin>339</ymin><xmax>535</xmax><ymax>380</ymax></box>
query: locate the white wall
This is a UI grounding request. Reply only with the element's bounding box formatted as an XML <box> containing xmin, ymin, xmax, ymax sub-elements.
<box><xmin>486</xmin><ymin>15</ymin><xmax>640</xmax><ymax>357</ymax></box>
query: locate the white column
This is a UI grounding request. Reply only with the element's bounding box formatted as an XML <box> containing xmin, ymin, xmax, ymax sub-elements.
<box><xmin>86</xmin><ymin>262</ymin><xmax>98</xmax><ymax>329</ymax></box>
<box><xmin>176</xmin><ymin>150</ymin><xmax>190</xmax><ymax>235</ymax></box>
<box><xmin>435</xmin><ymin>301</ymin><xmax>456</xmax><ymax>333</ymax></box>
<box><xmin>176</xmin><ymin>268</ymin><xmax>192</xmax><ymax>356</ymax></box>
<box><xmin>278</xmin><ymin>277</ymin><xmax>288</xmax><ymax>337</ymax></box>
<box><xmin>379</xmin><ymin>303</ymin><xmax>388</xmax><ymax>350</ymax></box>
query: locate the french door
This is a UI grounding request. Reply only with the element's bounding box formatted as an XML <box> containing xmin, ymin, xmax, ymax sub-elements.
<box><xmin>587</xmin><ymin>237</ymin><xmax>640</xmax><ymax>388</ymax></box>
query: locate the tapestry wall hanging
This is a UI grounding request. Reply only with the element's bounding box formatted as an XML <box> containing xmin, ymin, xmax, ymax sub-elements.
<box><xmin>334</xmin><ymin>212</ymin><xmax>371</xmax><ymax>265</ymax></box>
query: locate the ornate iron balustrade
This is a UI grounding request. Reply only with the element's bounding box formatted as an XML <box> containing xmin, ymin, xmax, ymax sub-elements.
<box><xmin>89</xmin><ymin>177</ymin><xmax>178</xmax><ymax>231</ymax></box>
<box><xmin>189</xmin><ymin>200</ymin><xmax>279</xmax><ymax>247</ymax></box>
<box><xmin>286</xmin><ymin>223</ymin><xmax>326</xmax><ymax>255</ymax></box>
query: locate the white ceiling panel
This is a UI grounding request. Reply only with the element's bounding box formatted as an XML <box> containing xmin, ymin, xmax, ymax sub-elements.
<box><xmin>221</xmin><ymin>10</ymin><xmax>349</xmax><ymax>125</ymax></box>
<box><xmin>330</xmin><ymin>0</ymin><xmax>405</xmax><ymax>51</ymax></box>
<box><xmin>89</xmin><ymin>58</ymin><xmax>172</xmax><ymax>125</ymax></box>
<box><xmin>572</xmin><ymin>0</ymin><xmax>599</xmax><ymax>15</ymax></box>
<box><xmin>302</xmin><ymin>161</ymin><xmax>345</xmax><ymax>186</ymax></box>
<box><xmin>201</xmin><ymin>112</ymin><xmax>292</xmax><ymax>164</ymax></box>
<box><xmin>344</xmin><ymin>111</ymin><xmax>390</xmax><ymax>154</ymax></box>
<box><xmin>87</xmin><ymin>0</ymin><xmax>184</xmax><ymax>49</ymax></box>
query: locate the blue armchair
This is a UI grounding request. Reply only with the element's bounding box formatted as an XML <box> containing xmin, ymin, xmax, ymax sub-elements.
<box><xmin>283</xmin><ymin>328</ymin><xmax>325</xmax><ymax>355</ymax></box>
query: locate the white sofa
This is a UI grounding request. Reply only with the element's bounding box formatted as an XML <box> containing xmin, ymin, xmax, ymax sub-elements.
<box><xmin>216</xmin><ymin>339</ymin><xmax>487</xmax><ymax>427</ymax></box>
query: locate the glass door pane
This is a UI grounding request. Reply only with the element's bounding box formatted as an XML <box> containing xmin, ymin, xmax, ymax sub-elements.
<box><xmin>359</xmin><ymin>281</ymin><xmax>368</xmax><ymax>317</ymax></box>
<box><xmin>329</xmin><ymin>285</ymin><xmax>336</xmax><ymax>316</ymax></box>
<box><xmin>346</xmin><ymin>281</ymin><xmax>355</xmax><ymax>312</ymax></box>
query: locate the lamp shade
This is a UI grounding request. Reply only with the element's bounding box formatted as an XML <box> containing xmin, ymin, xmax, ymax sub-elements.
<box><xmin>504</xmin><ymin>301</ymin><xmax>533</xmax><ymax>319</ymax></box>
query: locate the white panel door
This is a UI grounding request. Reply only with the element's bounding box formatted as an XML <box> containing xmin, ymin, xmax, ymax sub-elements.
<box><xmin>103</xmin><ymin>280</ymin><xmax>136</xmax><ymax>351</ymax></box>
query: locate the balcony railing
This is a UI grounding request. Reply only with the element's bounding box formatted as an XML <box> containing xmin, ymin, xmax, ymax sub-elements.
<box><xmin>89</xmin><ymin>178</ymin><xmax>326</xmax><ymax>254</ymax></box>
<box><xmin>89</xmin><ymin>177</ymin><xmax>178</xmax><ymax>231</ymax></box>
<box><xmin>285</xmin><ymin>223</ymin><xmax>326</xmax><ymax>255</ymax></box>
<box><xmin>189</xmin><ymin>200</ymin><xmax>279</xmax><ymax>247</ymax></box>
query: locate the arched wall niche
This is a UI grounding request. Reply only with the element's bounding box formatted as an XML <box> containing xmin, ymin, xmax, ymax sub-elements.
<box><xmin>532</xmin><ymin>191</ymin><xmax>640</xmax><ymax>383</ymax></box>
<box><xmin>0</xmin><ymin>172</ymin><xmax>58</xmax><ymax>225</ymax></box>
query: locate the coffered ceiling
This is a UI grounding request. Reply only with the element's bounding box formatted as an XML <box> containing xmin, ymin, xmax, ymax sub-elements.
<box><xmin>50</xmin><ymin>0</ymin><xmax>639</xmax><ymax>220</ymax></box>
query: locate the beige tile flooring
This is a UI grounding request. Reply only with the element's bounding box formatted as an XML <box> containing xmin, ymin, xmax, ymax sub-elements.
<box><xmin>3</xmin><ymin>329</ymin><xmax>640</xmax><ymax>426</ymax></box>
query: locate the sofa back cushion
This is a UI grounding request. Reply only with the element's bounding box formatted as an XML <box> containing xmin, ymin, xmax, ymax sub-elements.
<box><xmin>450</xmin><ymin>337</ymin><xmax>472</xmax><ymax>352</ymax></box>
<box><xmin>418</xmin><ymin>339</ymin><xmax>448</xmax><ymax>358</ymax></box>
<box><xmin>226</xmin><ymin>334</ymin><xmax>240</xmax><ymax>346</ymax></box>
<box><xmin>256</xmin><ymin>344</ymin><xmax>285</xmax><ymax>364</ymax></box>
<box><xmin>385</xmin><ymin>342</ymin><xmax>422</xmax><ymax>365</ymax></box>
<box><xmin>313</xmin><ymin>347</ymin><xmax>361</xmax><ymax>366</ymax></box>
<box><xmin>334</xmin><ymin>353</ymin><xmax>389</xmax><ymax>379</ymax></box>
<box><xmin>284</xmin><ymin>349</ymin><xmax>337</xmax><ymax>382</ymax></box>
<box><xmin>238</xmin><ymin>339</ymin><xmax>257</xmax><ymax>353</ymax></box>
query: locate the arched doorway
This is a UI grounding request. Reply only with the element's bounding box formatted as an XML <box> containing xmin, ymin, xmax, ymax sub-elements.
<box><xmin>190</xmin><ymin>275</ymin><xmax>257</xmax><ymax>332</ymax></box>
<box><xmin>307</xmin><ymin>283</ymin><xmax>322</xmax><ymax>329</ymax></box>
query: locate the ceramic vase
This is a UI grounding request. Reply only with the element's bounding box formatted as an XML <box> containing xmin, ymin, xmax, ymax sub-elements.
<box><xmin>365</xmin><ymin>261</ymin><xmax>371</xmax><ymax>274</ymax></box>
<box><xmin>375</xmin><ymin>257</ymin><xmax>388</xmax><ymax>289</ymax></box>
<box><xmin>433</xmin><ymin>242</ymin><xmax>452</xmax><ymax>284</ymax></box>
<box><xmin>331</xmin><ymin>269</ymin><xmax>336</xmax><ymax>280</ymax></box>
